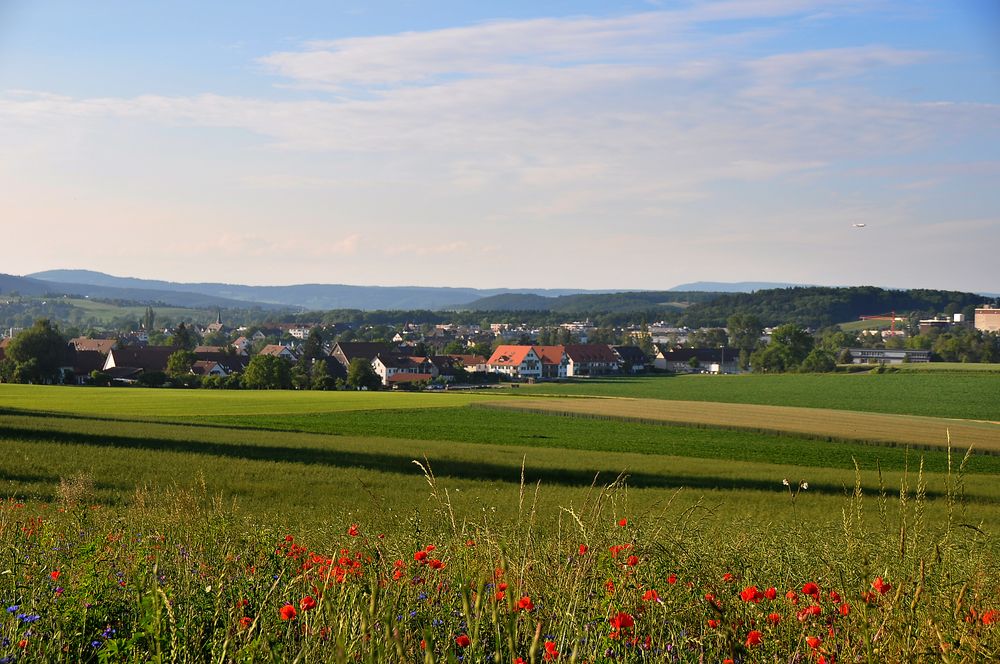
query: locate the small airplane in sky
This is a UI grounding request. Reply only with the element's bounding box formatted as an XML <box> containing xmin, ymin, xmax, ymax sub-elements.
<box><xmin>852</xmin><ymin>223</ymin><xmax>866</xmax><ymax>228</ymax></box>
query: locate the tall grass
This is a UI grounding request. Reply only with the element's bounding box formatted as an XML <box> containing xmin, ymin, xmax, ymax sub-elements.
<box><xmin>1</xmin><ymin>445</ymin><xmax>996</xmax><ymax>662</ymax></box>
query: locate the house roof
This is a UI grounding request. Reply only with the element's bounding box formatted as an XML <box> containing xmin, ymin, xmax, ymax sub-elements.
<box><xmin>72</xmin><ymin>349</ymin><xmax>107</xmax><ymax>375</ymax></box>
<box><xmin>447</xmin><ymin>354</ymin><xmax>487</xmax><ymax>366</ymax></box>
<box><xmin>486</xmin><ymin>345</ymin><xmax>537</xmax><ymax>366</ymax></box>
<box><xmin>611</xmin><ymin>345</ymin><xmax>648</xmax><ymax>364</ymax></box>
<box><xmin>194</xmin><ymin>345</ymin><xmax>224</xmax><ymax>354</ymax></box>
<box><xmin>258</xmin><ymin>344</ymin><xmax>296</xmax><ymax>358</ymax></box>
<box><xmin>105</xmin><ymin>366</ymin><xmax>143</xmax><ymax>379</ymax></box>
<box><xmin>70</xmin><ymin>337</ymin><xmax>117</xmax><ymax>354</ymax></box>
<box><xmin>532</xmin><ymin>346</ymin><xmax>566</xmax><ymax>365</ymax></box>
<box><xmin>106</xmin><ymin>346</ymin><xmax>176</xmax><ymax>372</ymax></box>
<box><xmin>191</xmin><ymin>360</ymin><xmax>225</xmax><ymax>376</ymax></box>
<box><xmin>332</xmin><ymin>342</ymin><xmax>395</xmax><ymax>363</ymax></box>
<box><xmin>374</xmin><ymin>353</ymin><xmax>428</xmax><ymax>370</ymax></box>
<box><xmin>563</xmin><ymin>344</ymin><xmax>620</xmax><ymax>364</ymax></box>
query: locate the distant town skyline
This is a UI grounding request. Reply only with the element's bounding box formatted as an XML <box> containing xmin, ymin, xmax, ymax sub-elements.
<box><xmin>2</xmin><ymin>1</ymin><xmax>998</xmax><ymax>292</ymax></box>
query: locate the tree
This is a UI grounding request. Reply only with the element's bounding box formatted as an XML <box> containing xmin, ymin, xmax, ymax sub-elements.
<box><xmin>300</xmin><ymin>328</ymin><xmax>325</xmax><ymax>363</ymax></box>
<box><xmin>6</xmin><ymin>319</ymin><xmax>68</xmax><ymax>384</ymax></box>
<box><xmin>770</xmin><ymin>324</ymin><xmax>814</xmax><ymax>364</ymax></box>
<box><xmin>242</xmin><ymin>354</ymin><xmax>292</xmax><ymax>390</ymax></box>
<box><xmin>442</xmin><ymin>340</ymin><xmax>467</xmax><ymax>355</ymax></box>
<box><xmin>166</xmin><ymin>350</ymin><xmax>197</xmax><ymax>378</ymax></box>
<box><xmin>346</xmin><ymin>358</ymin><xmax>380</xmax><ymax>390</ymax></box>
<box><xmin>800</xmin><ymin>348</ymin><xmax>837</xmax><ymax>373</ymax></box>
<box><xmin>291</xmin><ymin>363</ymin><xmax>310</xmax><ymax>390</ymax></box>
<box><xmin>171</xmin><ymin>322</ymin><xmax>197</xmax><ymax>350</ymax></box>
<box><xmin>727</xmin><ymin>314</ymin><xmax>762</xmax><ymax>367</ymax></box>
<box><xmin>143</xmin><ymin>306</ymin><xmax>156</xmax><ymax>332</ymax></box>
<box><xmin>311</xmin><ymin>359</ymin><xmax>336</xmax><ymax>390</ymax></box>
<box><xmin>688</xmin><ymin>328</ymin><xmax>728</xmax><ymax>349</ymax></box>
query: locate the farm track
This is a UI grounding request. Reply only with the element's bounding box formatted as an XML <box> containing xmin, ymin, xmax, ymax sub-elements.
<box><xmin>480</xmin><ymin>397</ymin><xmax>1000</xmax><ymax>452</ymax></box>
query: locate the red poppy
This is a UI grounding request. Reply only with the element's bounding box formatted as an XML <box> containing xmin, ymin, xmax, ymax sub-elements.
<box><xmin>626</xmin><ymin>555</ymin><xmax>639</xmax><ymax>567</ymax></box>
<box><xmin>642</xmin><ymin>589</ymin><xmax>659</xmax><ymax>602</ymax></box>
<box><xmin>708</xmin><ymin>619</ymin><xmax>720</xmax><ymax>628</ymax></box>
<box><xmin>465</xmin><ymin>539</ymin><xmax>475</xmax><ymax>547</ymax></box>
<box><xmin>578</xmin><ymin>544</ymin><xmax>589</xmax><ymax>555</ymax></box>
<box><xmin>982</xmin><ymin>609</ymin><xmax>998</xmax><ymax>625</ymax></box>
<box><xmin>740</xmin><ymin>586</ymin><xmax>761</xmax><ymax>603</ymax></box>
<box><xmin>279</xmin><ymin>604</ymin><xmax>297</xmax><ymax>621</ymax></box>
<box><xmin>872</xmin><ymin>577</ymin><xmax>891</xmax><ymax>595</ymax></box>
<box><xmin>806</xmin><ymin>636</ymin><xmax>822</xmax><ymax>649</ymax></box>
<box><xmin>767</xmin><ymin>612</ymin><xmax>781</xmax><ymax>625</ymax></box>
<box><xmin>239</xmin><ymin>616</ymin><xmax>252</xmax><ymax>629</ymax></box>
<box><xmin>17</xmin><ymin>639</ymin><xmax>27</xmax><ymax>649</ymax></box>
<box><xmin>428</xmin><ymin>559</ymin><xmax>445</xmax><ymax>570</ymax></box>
<box><xmin>299</xmin><ymin>595</ymin><xmax>317</xmax><ymax>611</ymax></box>
<box><xmin>50</xmin><ymin>570</ymin><xmax>61</xmax><ymax>581</ymax></box>
<box><xmin>517</xmin><ymin>596</ymin><xmax>534</xmax><ymax>612</ymax></box>
<box><xmin>543</xmin><ymin>640</ymin><xmax>559</xmax><ymax>661</ymax></box>
<box><xmin>840</xmin><ymin>603</ymin><xmax>850</xmax><ymax>616</ymax></box>
<box><xmin>617</xmin><ymin>518</ymin><xmax>627</xmax><ymax>527</ymax></box>
<box><xmin>455</xmin><ymin>634</ymin><xmax>471</xmax><ymax>648</ymax></box>
<box><xmin>764</xmin><ymin>587</ymin><xmax>777</xmax><ymax>600</ymax></box>
<box><xmin>722</xmin><ymin>572</ymin><xmax>734</xmax><ymax>583</ymax></box>
<box><xmin>667</xmin><ymin>574</ymin><xmax>677</xmax><ymax>585</ymax></box>
<box><xmin>347</xmin><ymin>524</ymin><xmax>359</xmax><ymax>537</ymax></box>
<box><xmin>828</xmin><ymin>590</ymin><xmax>841</xmax><ymax>603</ymax></box>
<box><xmin>802</xmin><ymin>582</ymin><xmax>819</xmax><ymax>597</ymax></box>
<box><xmin>414</xmin><ymin>550</ymin><xmax>428</xmax><ymax>562</ymax></box>
<box><xmin>610</xmin><ymin>612</ymin><xmax>634</xmax><ymax>630</ymax></box>
<box><xmin>745</xmin><ymin>630</ymin><xmax>763</xmax><ymax>647</ymax></box>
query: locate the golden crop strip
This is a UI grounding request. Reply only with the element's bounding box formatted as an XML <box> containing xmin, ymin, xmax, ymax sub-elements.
<box><xmin>482</xmin><ymin>397</ymin><xmax>1000</xmax><ymax>452</ymax></box>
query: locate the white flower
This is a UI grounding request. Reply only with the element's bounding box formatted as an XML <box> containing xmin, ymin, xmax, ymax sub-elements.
<box><xmin>782</xmin><ymin>479</ymin><xmax>790</xmax><ymax>486</ymax></box>
<box><xmin>800</xmin><ymin>482</ymin><xmax>809</xmax><ymax>490</ymax></box>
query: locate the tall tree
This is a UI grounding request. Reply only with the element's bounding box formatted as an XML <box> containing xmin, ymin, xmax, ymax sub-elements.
<box><xmin>726</xmin><ymin>313</ymin><xmax>763</xmax><ymax>359</ymax></box>
<box><xmin>6</xmin><ymin>319</ymin><xmax>68</xmax><ymax>384</ymax></box>
<box><xmin>143</xmin><ymin>306</ymin><xmax>156</xmax><ymax>332</ymax></box>
<box><xmin>346</xmin><ymin>358</ymin><xmax>381</xmax><ymax>390</ymax></box>
<box><xmin>166</xmin><ymin>350</ymin><xmax>197</xmax><ymax>378</ymax></box>
<box><xmin>171</xmin><ymin>322</ymin><xmax>197</xmax><ymax>350</ymax></box>
<box><xmin>242</xmin><ymin>354</ymin><xmax>292</xmax><ymax>390</ymax></box>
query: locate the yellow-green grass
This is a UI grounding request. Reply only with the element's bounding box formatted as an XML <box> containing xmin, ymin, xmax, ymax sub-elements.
<box><xmin>0</xmin><ymin>383</ymin><xmax>494</xmax><ymax>417</ymax></box>
<box><xmin>2</xmin><ymin>410</ymin><xmax>997</xmax><ymax>533</ymax></box>
<box><xmin>518</xmin><ymin>372</ymin><xmax>1000</xmax><ymax>420</ymax></box>
<box><xmin>890</xmin><ymin>362</ymin><xmax>1000</xmax><ymax>372</ymax></box>
<box><xmin>838</xmin><ymin>318</ymin><xmax>897</xmax><ymax>331</ymax></box>
<box><xmin>485</xmin><ymin>397</ymin><xmax>1000</xmax><ymax>452</ymax></box>
<box><xmin>57</xmin><ymin>297</ymin><xmax>208</xmax><ymax>323</ymax></box>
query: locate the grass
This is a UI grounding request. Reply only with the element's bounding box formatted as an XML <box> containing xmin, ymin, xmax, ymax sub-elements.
<box><xmin>520</xmin><ymin>373</ymin><xmax>1000</xmax><ymax>420</ymax></box>
<box><xmin>889</xmin><ymin>362</ymin><xmax>1000</xmax><ymax>373</ymax></box>
<box><xmin>54</xmin><ymin>297</ymin><xmax>209</xmax><ymax>324</ymax></box>
<box><xmin>1</xmin><ymin>381</ymin><xmax>998</xmax><ymax>660</ymax></box>
<box><xmin>484</xmin><ymin>397</ymin><xmax>1000</xmax><ymax>452</ymax></box>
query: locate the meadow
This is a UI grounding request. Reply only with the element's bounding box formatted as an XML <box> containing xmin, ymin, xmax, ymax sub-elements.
<box><xmin>0</xmin><ymin>376</ymin><xmax>998</xmax><ymax>661</ymax></box>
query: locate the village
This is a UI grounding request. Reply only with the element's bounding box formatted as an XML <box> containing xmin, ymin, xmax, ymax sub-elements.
<box><xmin>3</xmin><ymin>303</ymin><xmax>999</xmax><ymax>389</ymax></box>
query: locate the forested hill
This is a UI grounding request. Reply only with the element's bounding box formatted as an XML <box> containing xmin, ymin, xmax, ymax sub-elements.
<box><xmin>460</xmin><ymin>290</ymin><xmax>721</xmax><ymax>314</ymax></box>
<box><xmin>676</xmin><ymin>286</ymin><xmax>996</xmax><ymax>328</ymax></box>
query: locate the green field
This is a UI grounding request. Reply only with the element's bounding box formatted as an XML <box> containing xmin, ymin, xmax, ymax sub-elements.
<box><xmin>1</xmin><ymin>381</ymin><xmax>998</xmax><ymax>531</ymax></box>
<box><xmin>520</xmin><ymin>372</ymin><xmax>1000</xmax><ymax>420</ymax></box>
<box><xmin>2</xmin><ymin>378</ymin><xmax>998</xmax><ymax>661</ymax></box>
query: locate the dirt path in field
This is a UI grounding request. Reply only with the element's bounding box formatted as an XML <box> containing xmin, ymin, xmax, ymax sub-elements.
<box><xmin>480</xmin><ymin>397</ymin><xmax>1000</xmax><ymax>452</ymax></box>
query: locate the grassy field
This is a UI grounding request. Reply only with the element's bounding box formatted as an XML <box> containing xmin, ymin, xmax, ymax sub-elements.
<box><xmin>58</xmin><ymin>297</ymin><xmax>210</xmax><ymax>324</ymax></box>
<box><xmin>889</xmin><ymin>361</ymin><xmax>1000</xmax><ymax>373</ymax></box>
<box><xmin>520</xmin><ymin>372</ymin><xmax>1000</xmax><ymax>420</ymax></box>
<box><xmin>1</xmin><ymin>380</ymin><xmax>998</xmax><ymax>661</ymax></box>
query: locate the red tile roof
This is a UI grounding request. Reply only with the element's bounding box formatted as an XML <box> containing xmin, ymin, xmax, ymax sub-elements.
<box><xmin>486</xmin><ymin>345</ymin><xmax>537</xmax><ymax>366</ymax></box>
<box><xmin>532</xmin><ymin>345</ymin><xmax>566</xmax><ymax>366</ymax></box>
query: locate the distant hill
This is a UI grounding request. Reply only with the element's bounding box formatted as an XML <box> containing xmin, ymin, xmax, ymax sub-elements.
<box><xmin>28</xmin><ymin>269</ymin><xmax>616</xmax><ymax>310</ymax></box>
<box><xmin>676</xmin><ymin>286</ymin><xmax>998</xmax><ymax>328</ymax></box>
<box><xmin>669</xmin><ymin>281</ymin><xmax>808</xmax><ymax>292</ymax></box>
<box><xmin>460</xmin><ymin>290</ymin><xmax>721</xmax><ymax>314</ymax></box>
<box><xmin>2</xmin><ymin>273</ymin><xmax>277</xmax><ymax>310</ymax></box>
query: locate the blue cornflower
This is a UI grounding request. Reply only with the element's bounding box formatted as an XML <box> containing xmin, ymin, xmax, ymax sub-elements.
<box><xmin>5</xmin><ymin>605</ymin><xmax>18</xmax><ymax>613</ymax></box>
<box><xmin>418</xmin><ymin>592</ymin><xmax>427</xmax><ymax>600</ymax></box>
<box><xmin>20</xmin><ymin>613</ymin><xmax>41</xmax><ymax>623</ymax></box>
<box><xmin>91</xmin><ymin>640</ymin><xmax>102</xmax><ymax>648</ymax></box>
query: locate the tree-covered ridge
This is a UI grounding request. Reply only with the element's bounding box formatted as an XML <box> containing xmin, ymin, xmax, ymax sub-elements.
<box><xmin>678</xmin><ymin>286</ymin><xmax>995</xmax><ymax>328</ymax></box>
<box><xmin>460</xmin><ymin>290</ymin><xmax>721</xmax><ymax>313</ymax></box>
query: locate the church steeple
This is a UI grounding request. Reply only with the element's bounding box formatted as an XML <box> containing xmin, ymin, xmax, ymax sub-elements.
<box><xmin>216</xmin><ymin>309</ymin><xmax>222</xmax><ymax>325</ymax></box>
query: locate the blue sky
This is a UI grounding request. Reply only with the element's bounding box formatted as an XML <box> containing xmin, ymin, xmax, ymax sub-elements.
<box><xmin>1</xmin><ymin>1</ymin><xmax>998</xmax><ymax>291</ymax></box>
